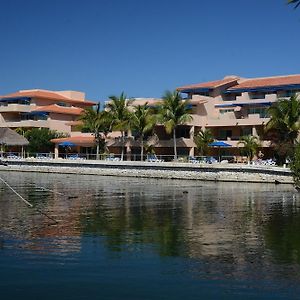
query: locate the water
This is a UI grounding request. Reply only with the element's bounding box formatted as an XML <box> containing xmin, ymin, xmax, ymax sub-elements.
<box><xmin>1</xmin><ymin>171</ymin><xmax>300</xmax><ymax>299</ymax></box>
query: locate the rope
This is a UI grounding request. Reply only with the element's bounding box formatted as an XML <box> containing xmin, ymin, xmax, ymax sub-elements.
<box><xmin>0</xmin><ymin>176</ymin><xmax>58</xmax><ymax>225</ymax></box>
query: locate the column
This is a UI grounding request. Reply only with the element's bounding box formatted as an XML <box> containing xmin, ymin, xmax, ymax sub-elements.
<box><xmin>54</xmin><ymin>145</ymin><xmax>59</xmax><ymax>159</ymax></box>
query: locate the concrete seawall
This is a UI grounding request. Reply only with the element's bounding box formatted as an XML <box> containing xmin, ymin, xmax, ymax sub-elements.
<box><xmin>0</xmin><ymin>159</ymin><xmax>294</xmax><ymax>184</ymax></box>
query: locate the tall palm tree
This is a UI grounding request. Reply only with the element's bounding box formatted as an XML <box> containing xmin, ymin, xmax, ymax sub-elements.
<box><xmin>105</xmin><ymin>92</ymin><xmax>133</xmax><ymax>160</ymax></box>
<box><xmin>193</xmin><ymin>128</ymin><xmax>214</xmax><ymax>156</ymax></box>
<box><xmin>158</xmin><ymin>91</ymin><xmax>192</xmax><ymax>160</ymax></box>
<box><xmin>130</xmin><ymin>103</ymin><xmax>155</xmax><ymax>161</ymax></box>
<box><xmin>79</xmin><ymin>103</ymin><xmax>112</xmax><ymax>159</ymax></box>
<box><xmin>238</xmin><ymin>135</ymin><xmax>260</xmax><ymax>162</ymax></box>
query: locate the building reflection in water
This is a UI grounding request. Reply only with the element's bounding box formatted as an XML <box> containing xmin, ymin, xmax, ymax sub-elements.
<box><xmin>1</xmin><ymin>171</ymin><xmax>300</xmax><ymax>281</ymax></box>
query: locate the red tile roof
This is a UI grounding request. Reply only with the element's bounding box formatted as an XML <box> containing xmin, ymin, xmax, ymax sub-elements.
<box><xmin>34</xmin><ymin>105</ymin><xmax>83</xmax><ymax>116</ymax></box>
<box><xmin>1</xmin><ymin>90</ymin><xmax>95</xmax><ymax>106</ymax></box>
<box><xmin>177</xmin><ymin>78</ymin><xmax>239</xmax><ymax>91</ymax></box>
<box><xmin>229</xmin><ymin>74</ymin><xmax>300</xmax><ymax>90</ymax></box>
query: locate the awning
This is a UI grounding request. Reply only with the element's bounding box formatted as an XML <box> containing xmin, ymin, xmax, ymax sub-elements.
<box><xmin>59</xmin><ymin>141</ymin><xmax>76</xmax><ymax>147</ymax></box>
<box><xmin>0</xmin><ymin>97</ymin><xmax>31</xmax><ymax>102</ymax></box>
<box><xmin>226</xmin><ymin>84</ymin><xmax>300</xmax><ymax>93</ymax></box>
<box><xmin>209</xmin><ymin>141</ymin><xmax>231</xmax><ymax>147</ymax></box>
<box><xmin>22</xmin><ymin>111</ymin><xmax>49</xmax><ymax>117</ymax></box>
<box><xmin>215</xmin><ymin>102</ymin><xmax>272</xmax><ymax>108</ymax></box>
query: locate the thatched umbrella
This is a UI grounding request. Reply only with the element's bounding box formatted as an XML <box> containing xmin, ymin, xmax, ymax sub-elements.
<box><xmin>0</xmin><ymin>128</ymin><xmax>29</xmax><ymax>157</ymax></box>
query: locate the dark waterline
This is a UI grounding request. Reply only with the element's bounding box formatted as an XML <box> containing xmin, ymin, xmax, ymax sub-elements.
<box><xmin>0</xmin><ymin>171</ymin><xmax>300</xmax><ymax>299</ymax></box>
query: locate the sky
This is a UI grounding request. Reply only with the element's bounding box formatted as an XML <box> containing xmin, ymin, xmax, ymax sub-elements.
<box><xmin>0</xmin><ymin>0</ymin><xmax>299</xmax><ymax>102</ymax></box>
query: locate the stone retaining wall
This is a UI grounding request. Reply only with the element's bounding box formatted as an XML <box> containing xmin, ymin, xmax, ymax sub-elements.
<box><xmin>0</xmin><ymin>159</ymin><xmax>294</xmax><ymax>184</ymax></box>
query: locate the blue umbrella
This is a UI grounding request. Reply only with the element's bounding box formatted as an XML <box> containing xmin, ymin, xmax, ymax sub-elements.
<box><xmin>208</xmin><ymin>141</ymin><xmax>231</xmax><ymax>147</ymax></box>
<box><xmin>209</xmin><ymin>141</ymin><xmax>231</xmax><ymax>162</ymax></box>
<box><xmin>59</xmin><ymin>141</ymin><xmax>76</xmax><ymax>147</ymax></box>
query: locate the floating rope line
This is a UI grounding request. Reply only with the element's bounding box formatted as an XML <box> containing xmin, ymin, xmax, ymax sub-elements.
<box><xmin>0</xmin><ymin>177</ymin><xmax>58</xmax><ymax>225</ymax></box>
<box><xmin>30</xmin><ymin>184</ymin><xmax>78</xmax><ymax>199</ymax></box>
<box><xmin>33</xmin><ymin>185</ymin><xmax>65</xmax><ymax>196</ymax></box>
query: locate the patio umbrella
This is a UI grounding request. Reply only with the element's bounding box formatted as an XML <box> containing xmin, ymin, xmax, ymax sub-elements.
<box><xmin>58</xmin><ymin>141</ymin><xmax>76</xmax><ymax>147</ymax></box>
<box><xmin>58</xmin><ymin>141</ymin><xmax>76</xmax><ymax>158</ymax></box>
<box><xmin>208</xmin><ymin>141</ymin><xmax>231</xmax><ymax>162</ymax></box>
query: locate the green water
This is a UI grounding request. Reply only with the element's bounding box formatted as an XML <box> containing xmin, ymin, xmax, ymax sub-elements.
<box><xmin>0</xmin><ymin>171</ymin><xmax>300</xmax><ymax>299</ymax></box>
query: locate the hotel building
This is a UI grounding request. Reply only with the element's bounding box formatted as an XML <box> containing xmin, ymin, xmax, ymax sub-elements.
<box><xmin>174</xmin><ymin>74</ymin><xmax>300</xmax><ymax>158</ymax></box>
<box><xmin>3</xmin><ymin>74</ymin><xmax>300</xmax><ymax>159</ymax></box>
<box><xmin>109</xmin><ymin>74</ymin><xmax>300</xmax><ymax>159</ymax></box>
<box><xmin>0</xmin><ymin>89</ymin><xmax>95</xmax><ymax>133</ymax></box>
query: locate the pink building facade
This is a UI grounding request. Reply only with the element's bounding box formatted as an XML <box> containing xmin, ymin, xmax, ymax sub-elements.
<box><xmin>0</xmin><ymin>89</ymin><xmax>95</xmax><ymax>133</ymax></box>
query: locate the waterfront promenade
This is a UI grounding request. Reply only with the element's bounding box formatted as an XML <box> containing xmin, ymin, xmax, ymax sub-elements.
<box><xmin>0</xmin><ymin>158</ymin><xmax>293</xmax><ymax>184</ymax></box>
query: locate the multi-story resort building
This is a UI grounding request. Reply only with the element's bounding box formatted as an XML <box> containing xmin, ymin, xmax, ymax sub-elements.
<box><xmin>2</xmin><ymin>74</ymin><xmax>300</xmax><ymax>160</ymax></box>
<box><xmin>0</xmin><ymin>89</ymin><xmax>96</xmax><ymax>155</ymax></box>
<box><xmin>98</xmin><ymin>74</ymin><xmax>300</xmax><ymax>160</ymax></box>
<box><xmin>0</xmin><ymin>89</ymin><xmax>95</xmax><ymax>133</ymax></box>
<box><xmin>175</xmin><ymin>74</ymin><xmax>300</xmax><ymax>158</ymax></box>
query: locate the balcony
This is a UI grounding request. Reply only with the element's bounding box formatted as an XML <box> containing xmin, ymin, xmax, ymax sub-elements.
<box><xmin>0</xmin><ymin>120</ymin><xmax>50</xmax><ymax>128</ymax></box>
<box><xmin>0</xmin><ymin>104</ymin><xmax>32</xmax><ymax>113</ymax></box>
<box><xmin>206</xmin><ymin>114</ymin><xmax>270</xmax><ymax>127</ymax></box>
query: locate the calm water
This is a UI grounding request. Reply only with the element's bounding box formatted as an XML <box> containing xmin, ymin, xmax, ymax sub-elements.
<box><xmin>1</xmin><ymin>171</ymin><xmax>300</xmax><ymax>299</ymax></box>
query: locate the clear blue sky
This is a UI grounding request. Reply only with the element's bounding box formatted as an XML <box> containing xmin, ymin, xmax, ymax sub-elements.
<box><xmin>0</xmin><ymin>0</ymin><xmax>299</xmax><ymax>102</ymax></box>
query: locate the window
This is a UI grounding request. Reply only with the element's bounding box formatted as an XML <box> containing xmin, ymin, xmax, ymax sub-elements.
<box><xmin>222</xmin><ymin>93</ymin><xmax>241</xmax><ymax>101</ymax></box>
<box><xmin>195</xmin><ymin>91</ymin><xmax>210</xmax><ymax>97</ymax></box>
<box><xmin>278</xmin><ymin>90</ymin><xmax>296</xmax><ymax>98</ymax></box>
<box><xmin>219</xmin><ymin>129</ymin><xmax>232</xmax><ymax>140</ymax></box>
<box><xmin>249</xmin><ymin>92</ymin><xmax>265</xmax><ymax>99</ymax></box>
<box><xmin>220</xmin><ymin>109</ymin><xmax>234</xmax><ymax>114</ymax></box>
<box><xmin>20</xmin><ymin>113</ymin><xmax>48</xmax><ymax>121</ymax></box>
<box><xmin>248</xmin><ymin>107</ymin><xmax>269</xmax><ymax>118</ymax></box>
<box><xmin>176</xmin><ymin>126</ymin><xmax>190</xmax><ymax>138</ymax></box>
<box><xmin>241</xmin><ymin>127</ymin><xmax>251</xmax><ymax>136</ymax></box>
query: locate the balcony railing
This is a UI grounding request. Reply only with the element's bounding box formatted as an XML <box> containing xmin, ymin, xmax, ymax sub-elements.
<box><xmin>1</xmin><ymin>120</ymin><xmax>50</xmax><ymax>128</ymax></box>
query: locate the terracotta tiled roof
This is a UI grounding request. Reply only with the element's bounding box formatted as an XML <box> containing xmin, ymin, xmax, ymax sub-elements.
<box><xmin>177</xmin><ymin>78</ymin><xmax>239</xmax><ymax>91</ymax></box>
<box><xmin>34</xmin><ymin>105</ymin><xmax>83</xmax><ymax>115</ymax></box>
<box><xmin>51</xmin><ymin>136</ymin><xmax>95</xmax><ymax>145</ymax></box>
<box><xmin>230</xmin><ymin>74</ymin><xmax>300</xmax><ymax>90</ymax></box>
<box><xmin>0</xmin><ymin>90</ymin><xmax>95</xmax><ymax>106</ymax></box>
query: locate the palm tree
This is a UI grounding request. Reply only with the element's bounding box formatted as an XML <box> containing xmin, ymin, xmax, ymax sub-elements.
<box><xmin>266</xmin><ymin>95</ymin><xmax>300</xmax><ymax>162</ymax></box>
<box><xmin>79</xmin><ymin>103</ymin><xmax>112</xmax><ymax>159</ymax></box>
<box><xmin>193</xmin><ymin>128</ymin><xmax>214</xmax><ymax>156</ymax></box>
<box><xmin>158</xmin><ymin>91</ymin><xmax>192</xmax><ymax>160</ymax></box>
<box><xmin>130</xmin><ymin>103</ymin><xmax>155</xmax><ymax>161</ymax></box>
<box><xmin>238</xmin><ymin>135</ymin><xmax>260</xmax><ymax>162</ymax></box>
<box><xmin>266</xmin><ymin>95</ymin><xmax>300</xmax><ymax>143</ymax></box>
<box><xmin>288</xmin><ymin>0</ymin><xmax>300</xmax><ymax>8</ymax></box>
<box><xmin>105</xmin><ymin>92</ymin><xmax>133</xmax><ymax>160</ymax></box>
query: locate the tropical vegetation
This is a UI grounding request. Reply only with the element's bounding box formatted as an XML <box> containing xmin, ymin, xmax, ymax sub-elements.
<box><xmin>157</xmin><ymin>91</ymin><xmax>192</xmax><ymax>160</ymax></box>
<box><xmin>105</xmin><ymin>92</ymin><xmax>133</xmax><ymax>160</ymax></box>
<box><xmin>265</xmin><ymin>95</ymin><xmax>300</xmax><ymax>164</ymax></box>
<box><xmin>290</xmin><ymin>143</ymin><xmax>300</xmax><ymax>186</ymax></box>
<box><xmin>288</xmin><ymin>0</ymin><xmax>300</xmax><ymax>8</ymax></box>
<box><xmin>193</xmin><ymin>128</ymin><xmax>214</xmax><ymax>156</ymax></box>
<box><xmin>79</xmin><ymin>103</ymin><xmax>112</xmax><ymax>159</ymax></box>
<box><xmin>130</xmin><ymin>103</ymin><xmax>156</xmax><ymax>160</ymax></box>
<box><xmin>24</xmin><ymin>128</ymin><xmax>67</xmax><ymax>154</ymax></box>
<box><xmin>238</xmin><ymin>135</ymin><xmax>260</xmax><ymax>162</ymax></box>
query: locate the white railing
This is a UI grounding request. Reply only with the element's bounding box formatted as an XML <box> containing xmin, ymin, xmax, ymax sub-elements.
<box><xmin>0</xmin><ymin>152</ymin><xmax>279</xmax><ymax>166</ymax></box>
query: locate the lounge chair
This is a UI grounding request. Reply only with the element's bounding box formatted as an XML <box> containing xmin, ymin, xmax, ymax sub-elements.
<box><xmin>146</xmin><ymin>154</ymin><xmax>163</xmax><ymax>162</ymax></box>
<box><xmin>204</xmin><ymin>157</ymin><xmax>218</xmax><ymax>164</ymax></box>
<box><xmin>105</xmin><ymin>154</ymin><xmax>120</xmax><ymax>161</ymax></box>
<box><xmin>6</xmin><ymin>153</ymin><xmax>21</xmax><ymax>159</ymax></box>
<box><xmin>188</xmin><ymin>156</ymin><xmax>200</xmax><ymax>164</ymax></box>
